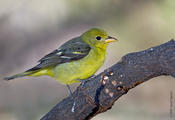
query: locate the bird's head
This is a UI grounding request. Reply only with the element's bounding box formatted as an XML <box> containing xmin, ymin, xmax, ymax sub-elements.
<box><xmin>81</xmin><ymin>28</ymin><xmax>117</xmax><ymax>49</ymax></box>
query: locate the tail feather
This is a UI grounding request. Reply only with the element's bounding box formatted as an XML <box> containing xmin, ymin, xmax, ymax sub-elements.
<box><xmin>4</xmin><ymin>71</ymin><xmax>33</xmax><ymax>80</ymax></box>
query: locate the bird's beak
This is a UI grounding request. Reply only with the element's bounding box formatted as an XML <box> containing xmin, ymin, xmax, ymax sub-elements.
<box><xmin>105</xmin><ymin>36</ymin><xmax>118</xmax><ymax>43</ymax></box>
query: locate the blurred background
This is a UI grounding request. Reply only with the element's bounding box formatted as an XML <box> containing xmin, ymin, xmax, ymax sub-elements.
<box><xmin>0</xmin><ymin>0</ymin><xmax>175</xmax><ymax>120</ymax></box>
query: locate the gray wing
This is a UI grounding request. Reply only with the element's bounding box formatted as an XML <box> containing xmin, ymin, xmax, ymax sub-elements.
<box><xmin>27</xmin><ymin>37</ymin><xmax>91</xmax><ymax>71</ymax></box>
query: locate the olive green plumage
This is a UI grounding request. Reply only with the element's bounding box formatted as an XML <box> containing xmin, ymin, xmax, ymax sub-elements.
<box><xmin>5</xmin><ymin>28</ymin><xmax>117</xmax><ymax>93</ymax></box>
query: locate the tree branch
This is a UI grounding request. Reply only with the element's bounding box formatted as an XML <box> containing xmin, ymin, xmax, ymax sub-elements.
<box><xmin>41</xmin><ymin>39</ymin><xmax>175</xmax><ymax>120</ymax></box>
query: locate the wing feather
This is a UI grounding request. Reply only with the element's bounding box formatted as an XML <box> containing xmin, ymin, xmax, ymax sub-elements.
<box><xmin>27</xmin><ymin>37</ymin><xmax>91</xmax><ymax>71</ymax></box>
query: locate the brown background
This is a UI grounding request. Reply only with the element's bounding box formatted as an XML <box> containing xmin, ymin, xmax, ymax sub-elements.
<box><xmin>0</xmin><ymin>0</ymin><xmax>175</xmax><ymax>120</ymax></box>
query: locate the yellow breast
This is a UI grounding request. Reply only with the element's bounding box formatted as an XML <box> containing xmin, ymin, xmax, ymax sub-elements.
<box><xmin>53</xmin><ymin>47</ymin><xmax>106</xmax><ymax>85</ymax></box>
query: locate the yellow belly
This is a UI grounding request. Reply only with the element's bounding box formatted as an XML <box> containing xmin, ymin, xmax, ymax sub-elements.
<box><xmin>53</xmin><ymin>48</ymin><xmax>106</xmax><ymax>84</ymax></box>
<box><xmin>29</xmin><ymin>47</ymin><xmax>106</xmax><ymax>85</ymax></box>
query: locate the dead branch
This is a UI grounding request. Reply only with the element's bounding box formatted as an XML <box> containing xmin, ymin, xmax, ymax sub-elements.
<box><xmin>41</xmin><ymin>39</ymin><xmax>175</xmax><ymax>120</ymax></box>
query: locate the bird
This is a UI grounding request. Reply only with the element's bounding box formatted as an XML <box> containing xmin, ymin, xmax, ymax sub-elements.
<box><xmin>4</xmin><ymin>28</ymin><xmax>117</xmax><ymax>95</ymax></box>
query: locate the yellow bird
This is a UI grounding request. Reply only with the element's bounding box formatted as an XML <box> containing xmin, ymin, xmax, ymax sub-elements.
<box><xmin>4</xmin><ymin>28</ymin><xmax>117</xmax><ymax>94</ymax></box>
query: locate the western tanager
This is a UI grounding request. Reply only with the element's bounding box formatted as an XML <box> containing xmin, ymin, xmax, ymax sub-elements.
<box><xmin>4</xmin><ymin>28</ymin><xmax>117</xmax><ymax>94</ymax></box>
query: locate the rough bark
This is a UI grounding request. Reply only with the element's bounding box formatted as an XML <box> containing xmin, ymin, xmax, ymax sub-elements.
<box><xmin>41</xmin><ymin>39</ymin><xmax>175</xmax><ymax>120</ymax></box>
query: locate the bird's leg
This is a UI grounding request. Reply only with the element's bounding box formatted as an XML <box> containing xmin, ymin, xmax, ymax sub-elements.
<box><xmin>66</xmin><ymin>85</ymin><xmax>73</xmax><ymax>95</ymax></box>
<box><xmin>78</xmin><ymin>75</ymin><xmax>95</xmax><ymax>87</ymax></box>
<box><xmin>66</xmin><ymin>85</ymin><xmax>76</xmax><ymax>112</ymax></box>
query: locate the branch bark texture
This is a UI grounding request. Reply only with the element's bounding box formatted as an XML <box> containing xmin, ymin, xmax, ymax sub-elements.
<box><xmin>41</xmin><ymin>39</ymin><xmax>175</xmax><ymax>120</ymax></box>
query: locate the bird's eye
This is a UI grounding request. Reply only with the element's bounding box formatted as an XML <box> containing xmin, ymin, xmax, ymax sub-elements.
<box><xmin>96</xmin><ymin>36</ymin><xmax>101</xmax><ymax>40</ymax></box>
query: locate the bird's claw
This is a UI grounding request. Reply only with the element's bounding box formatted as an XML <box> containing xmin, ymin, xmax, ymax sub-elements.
<box><xmin>78</xmin><ymin>75</ymin><xmax>95</xmax><ymax>87</ymax></box>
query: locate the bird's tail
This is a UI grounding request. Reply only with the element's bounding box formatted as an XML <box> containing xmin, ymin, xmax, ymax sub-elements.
<box><xmin>4</xmin><ymin>71</ymin><xmax>34</xmax><ymax>80</ymax></box>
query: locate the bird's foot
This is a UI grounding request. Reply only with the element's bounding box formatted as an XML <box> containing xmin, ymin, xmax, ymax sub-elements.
<box><xmin>78</xmin><ymin>75</ymin><xmax>95</xmax><ymax>87</ymax></box>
